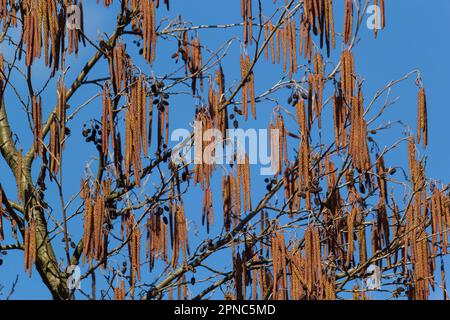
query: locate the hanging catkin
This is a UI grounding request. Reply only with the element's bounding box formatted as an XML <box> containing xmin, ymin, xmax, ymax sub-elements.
<box><xmin>343</xmin><ymin>0</ymin><xmax>353</xmax><ymax>45</ymax></box>
<box><xmin>312</xmin><ymin>52</ymin><xmax>324</xmax><ymax>128</ymax></box>
<box><xmin>273</xmin><ymin>112</ymin><xmax>287</xmax><ymax>174</ymax></box>
<box><xmin>240</xmin><ymin>51</ymin><xmax>256</xmax><ymax>120</ymax></box>
<box><xmin>237</xmin><ymin>152</ymin><xmax>252</xmax><ymax>212</ymax></box>
<box><xmin>299</xmin><ymin>138</ymin><xmax>312</xmax><ymax>211</ymax></box>
<box><xmin>340</xmin><ymin>50</ymin><xmax>355</xmax><ymax>103</ymax></box>
<box><xmin>202</xmin><ymin>187</ymin><xmax>214</xmax><ymax>232</ymax></box>
<box><xmin>288</xmin><ymin>246</ymin><xmax>305</xmax><ymax>300</ymax></box>
<box><xmin>346</xmin><ymin>208</ymin><xmax>357</xmax><ymax>267</ymax></box>
<box><xmin>324</xmin><ymin>0</ymin><xmax>336</xmax><ymax>55</ymax></box>
<box><xmin>241</xmin><ymin>0</ymin><xmax>253</xmax><ymax>45</ymax></box>
<box><xmin>183</xmin><ymin>34</ymin><xmax>204</xmax><ymax>94</ymax></box>
<box><xmin>140</xmin><ymin>0</ymin><xmax>157</xmax><ymax>64</ymax></box>
<box><xmin>32</xmin><ymin>95</ymin><xmax>43</xmax><ymax>159</ymax></box>
<box><xmin>101</xmin><ymin>85</ymin><xmax>116</xmax><ymax>158</ymax></box>
<box><xmin>288</xmin><ymin>18</ymin><xmax>298</xmax><ymax>78</ymax></box>
<box><xmin>373</xmin><ymin>0</ymin><xmax>386</xmax><ymax>38</ymax></box>
<box><xmin>81</xmin><ymin>178</ymin><xmax>92</xmax><ymax>262</ymax></box>
<box><xmin>126</xmin><ymin>213</ymin><xmax>141</xmax><ymax>288</ymax></box>
<box><xmin>49</xmin><ymin>78</ymin><xmax>66</xmax><ymax>175</ymax></box>
<box><xmin>109</xmin><ymin>43</ymin><xmax>129</xmax><ymax>94</ymax></box>
<box><xmin>81</xmin><ymin>178</ymin><xmax>110</xmax><ymax>266</ymax></box>
<box><xmin>333</xmin><ymin>89</ymin><xmax>348</xmax><ymax>151</ymax></box>
<box><xmin>146</xmin><ymin>208</ymin><xmax>168</xmax><ymax>270</ymax></box>
<box><xmin>16</xmin><ymin>150</ymin><xmax>23</xmax><ymax>203</ymax></box>
<box><xmin>222</xmin><ymin>175</ymin><xmax>232</xmax><ymax>232</ymax></box>
<box><xmin>417</xmin><ymin>87</ymin><xmax>428</xmax><ymax>148</ymax></box>
<box><xmin>271</xmin><ymin>230</ymin><xmax>287</xmax><ymax>300</ymax></box>
<box><xmin>304</xmin><ymin>225</ymin><xmax>322</xmax><ymax>299</ymax></box>
<box><xmin>349</xmin><ymin>87</ymin><xmax>371</xmax><ymax>172</ymax></box>
<box><xmin>193</xmin><ymin>107</ymin><xmax>215</xmax><ymax>190</ymax></box>
<box><xmin>299</xmin><ymin>13</ymin><xmax>312</xmax><ymax>62</ymax></box>
<box><xmin>22</xmin><ymin>1</ymin><xmax>42</xmax><ymax>66</ymax></box>
<box><xmin>124</xmin><ymin>76</ymin><xmax>147</xmax><ymax>186</ymax></box>
<box><xmin>114</xmin><ymin>279</ymin><xmax>126</xmax><ymax>300</ymax></box>
<box><xmin>24</xmin><ymin>216</ymin><xmax>36</xmax><ymax>276</ymax></box>
<box><xmin>285</xmin><ymin>164</ymin><xmax>300</xmax><ymax>215</ymax></box>
<box><xmin>376</xmin><ymin>154</ymin><xmax>388</xmax><ymax>204</ymax></box>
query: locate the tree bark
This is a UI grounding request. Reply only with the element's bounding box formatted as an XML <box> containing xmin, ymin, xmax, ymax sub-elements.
<box><xmin>0</xmin><ymin>99</ymin><xmax>69</xmax><ymax>299</ymax></box>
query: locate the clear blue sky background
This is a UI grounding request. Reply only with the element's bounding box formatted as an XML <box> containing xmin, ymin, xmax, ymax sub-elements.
<box><xmin>1</xmin><ymin>0</ymin><xmax>449</xmax><ymax>299</ymax></box>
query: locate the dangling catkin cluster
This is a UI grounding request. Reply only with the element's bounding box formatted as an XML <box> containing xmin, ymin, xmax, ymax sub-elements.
<box><xmin>101</xmin><ymin>85</ymin><xmax>116</xmax><ymax>158</ymax></box>
<box><xmin>123</xmin><ymin>213</ymin><xmax>141</xmax><ymax>288</ymax></box>
<box><xmin>178</xmin><ymin>32</ymin><xmax>204</xmax><ymax>94</ymax></box>
<box><xmin>304</xmin><ymin>225</ymin><xmax>323</xmax><ymax>299</ymax></box>
<box><xmin>332</xmin><ymin>88</ymin><xmax>348</xmax><ymax>152</ymax></box>
<box><xmin>170</xmin><ymin>202</ymin><xmax>189</xmax><ymax>268</ymax></box>
<box><xmin>139</xmin><ymin>0</ymin><xmax>157</xmax><ymax>64</ymax></box>
<box><xmin>340</xmin><ymin>50</ymin><xmax>355</xmax><ymax>104</ymax></box>
<box><xmin>49</xmin><ymin>78</ymin><xmax>67</xmax><ymax>175</ymax></box>
<box><xmin>109</xmin><ymin>43</ymin><xmax>130</xmax><ymax>94</ymax></box>
<box><xmin>349</xmin><ymin>87</ymin><xmax>371</xmax><ymax>172</ymax></box>
<box><xmin>193</xmin><ymin>106</ymin><xmax>215</xmax><ymax>190</ymax></box>
<box><xmin>301</xmin><ymin>0</ymin><xmax>336</xmax><ymax>57</ymax></box>
<box><xmin>233</xmin><ymin>236</ymin><xmax>254</xmax><ymax>301</ymax></box>
<box><xmin>288</xmin><ymin>246</ymin><xmax>305</xmax><ymax>300</ymax></box>
<box><xmin>146</xmin><ymin>208</ymin><xmax>168</xmax><ymax>270</ymax></box>
<box><xmin>208</xmin><ymin>67</ymin><xmax>228</xmax><ymax>144</ymax></box>
<box><xmin>430</xmin><ymin>185</ymin><xmax>450</xmax><ymax>300</ymax></box>
<box><xmin>21</xmin><ymin>0</ymin><xmax>85</xmax><ymax>72</ymax></box>
<box><xmin>311</xmin><ymin>52</ymin><xmax>324</xmax><ymax>128</ymax></box>
<box><xmin>67</xmin><ymin>1</ymin><xmax>86</xmax><ymax>56</ymax></box>
<box><xmin>0</xmin><ymin>1</ymin><xmax>17</xmax><ymax>26</ymax></box>
<box><xmin>271</xmin><ymin>230</ymin><xmax>287</xmax><ymax>300</ymax></box>
<box><xmin>405</xmin><ymin>134</ymin><xmax>432</xmax><ymax>299</ymax></box>
<box><xmin>124</xmin><ymin>75</ymin><xmax>148</xmax><ymax>187</ymax></box>
<box><xmin>81</xmin><ymin>178</ymin><xmax>111</xmax><ymax>266</ymax></box>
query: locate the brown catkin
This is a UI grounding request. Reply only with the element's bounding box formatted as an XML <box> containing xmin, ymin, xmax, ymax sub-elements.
<box><xmin>240</xmin><ymin>52</ymin><xmax>256</xmax><ymax>120</ymax></box>
<box><xmin>202</xmin><ymin>187</ymin><xmax>214</xmax><ymax>232</ymax></box>
<box><xmin>241</xmin><ymin>0</ymin><xmax>253</xmax><ymax>45</ymax></box>
<box><xmin>417</xmin><ymin>87</ymin><xmax>428</xmax><ymax>148</ymax></box>
<box><xmin>17</xmin><ymin>150</ymin><xmax>23</xmax><ymax>203</ymax></box>
<box><xmin>343</xmin><ymin>0</ymin><xmax>353</xmax><ymax>45</ymax></box>
<box><xmin>222</xmin><ymin>175</ymin><xmax>232</xmax><ymax>232</ymax></box>
<box><xmin>32</xmin><ymin>95</ymin><xmax>43</xmax><ymax>159</ymax></box>
<box><xmin>346</xmin><ymin>208</ymin><xmax>356</xmax><ymax>266</ymax></box>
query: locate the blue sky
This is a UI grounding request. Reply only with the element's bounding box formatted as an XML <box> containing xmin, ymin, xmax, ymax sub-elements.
<box><xmin>0</xmin><ymin>0</ymin><xmax>450</xmax><ymax>299</ymax></box>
